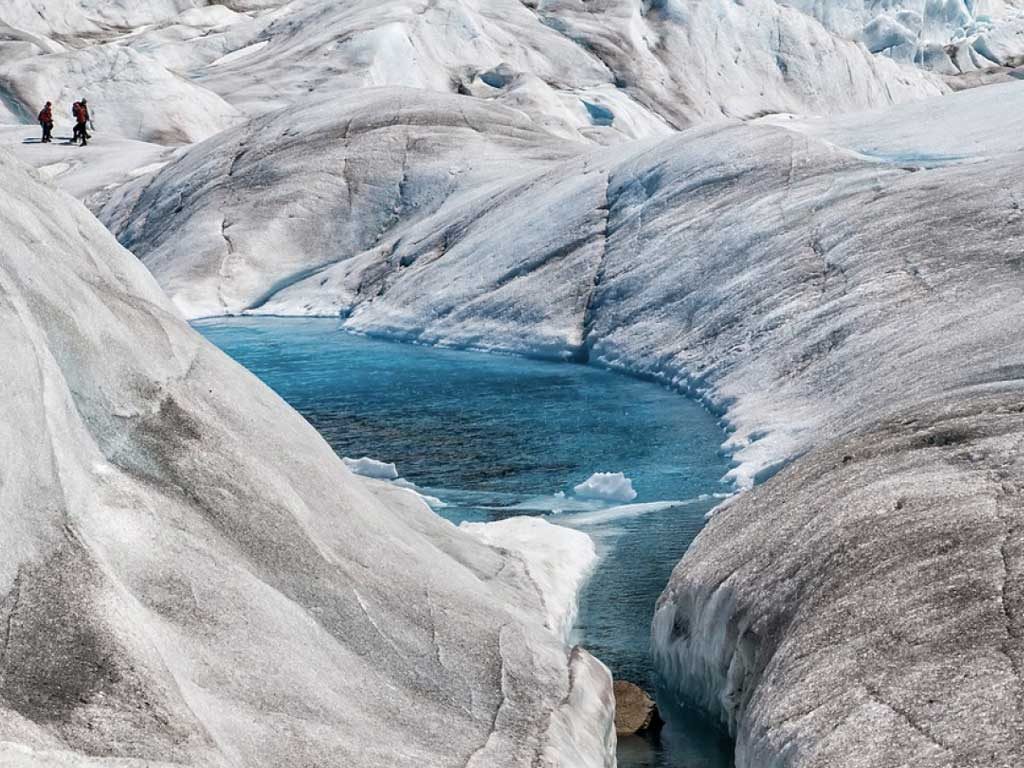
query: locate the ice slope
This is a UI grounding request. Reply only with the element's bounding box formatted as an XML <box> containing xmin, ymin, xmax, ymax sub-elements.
<box><xmin>102</xmin><ymin>79</ymin><xmax>1024</xmax><ymax>766</ymax></box>
<box><xmin>0</xmin><ymin>149</ymin><xmax>614</xmax><ymax>768</ymax></box>
<box><xmin>0</xmin><ymin>0</ymin><xmax>276</xmax><ymax>37</ymax></box>
<box><xmin>102</xmin><ymin>88</ymin><xmax>584</xmax><ymax>319</ymax></box>
<box><xmin>4</xmin><ymin>0</ymin><xmax>1011</xmax><ymax>154</ymax></box>
<box><xmin>0</xmin><ymin>44</ymin><xmax>242</xmax><ymax>144</ymax></box>
<box><xmin>107</xmin><ymin>80</ymin><xmax>1024</xmax><ymax>482</ymax></box>
<box><xmin>161</xmin><ymin>0</ymin><xmax>950</xmax><ymax>130</ymax></box>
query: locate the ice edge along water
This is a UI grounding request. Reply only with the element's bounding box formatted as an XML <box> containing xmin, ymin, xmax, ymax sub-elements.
<box><xmin>5</xmin><ymin>0</ymin><xmax>1024</xmax><ymax>765</ymax></box>
<box><xmin>98</xmin><ymin>79</ymin><xmax>1024</xmax><ymax>768</ymax></box>
<box><xmin>0</xmin><ymin>147</ymin><xmax>617</xmax><ymax>768</ymax></box>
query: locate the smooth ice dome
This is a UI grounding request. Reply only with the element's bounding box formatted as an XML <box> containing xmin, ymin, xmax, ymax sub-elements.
<box><xmin>343</xmin><ymin>456</ymin><xmax>400</xmax><ymax>480</ymax></box>
<box><xmin>574</xmin><ymin>472</ymin><xmax>639</xmax><ymax>503</ymax></box>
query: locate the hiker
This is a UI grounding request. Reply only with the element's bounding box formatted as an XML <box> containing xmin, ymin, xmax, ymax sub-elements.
<box><xmin>71</xmin><ymin>101</ymin><xmax>82</xmax><ymax>143</ymax></box>
<box><xmin>38</xmin><ymin>101</ymin><xmax>53</xmax><ymax>143</ymax></box>
<box><xmin>72</xmin><ymin>99</ymin><xmax>91</xmax><ymax>146</ymax></box>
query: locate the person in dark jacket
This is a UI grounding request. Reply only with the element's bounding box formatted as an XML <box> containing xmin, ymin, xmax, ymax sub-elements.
<box><xmin>72</xmin><ymin>99</ymin><xmax>91</xmax><ymax>145</ymax></box>
<box><xmin>38</xmin><ymin>102</ymin><xmax>53</xmax><ymax>143</ymax></box>
<box><xmin>71</xmin><ymin>101</ymin><xmax>82</xmax><ymax>143</ymax></box>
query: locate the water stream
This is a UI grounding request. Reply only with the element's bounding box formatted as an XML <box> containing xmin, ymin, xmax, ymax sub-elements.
<box><xmin>197</xmin><ymin>317</ymin><xmax>735</xmax><ymax>768</ymax></box>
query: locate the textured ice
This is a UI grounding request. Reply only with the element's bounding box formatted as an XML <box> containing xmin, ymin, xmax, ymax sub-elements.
<box><xmin>0</xmin><ymin>44</ymin><xmax>242</xmax><ymax>144</ymax></box>
<box><xmin>462</xmin><ymin>516</ymin><xmax>598</xmax><ymax>644</ymax></box>
<box><xmin>343</xmin><ymin>456</ymin><xmax>400</xmax><ymax>480</ymax></box>
<box><xmin>96</xmin><ymin>79</ymin><xmax>1024</xmax><ymax>767</ymax></box>
<box><xmin>4</xmin><ymin>0</ymin><xmax>1024</xmax><ymax>766</ymax></box>
<box><xmin>573</xmin><ymin>472</ymin><xmax>639</xmax><ymax>503</ymax></box>
<box><xmin>0</xmin><ymin>148</ymin><xmax>614</xmax><ymax>768</ymax></box>
<box><xmin>10</xmin><ymin>0</ymin><xmax>1023</xmax><ymax>159</ymax></box>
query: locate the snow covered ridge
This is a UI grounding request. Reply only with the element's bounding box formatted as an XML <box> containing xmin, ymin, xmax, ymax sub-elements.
<box><xmin>0</xmin><ymin>149</ymin><xmax>615</xmax><ymax>768</ymax></box>
<box><xmin>8</xmin><ymin>0</ymin><xmax>1024</xmax><ymax>153</ymax></box>
<box><xmin>461</xmin><ymin>517</ymin><xmax>599</xmax><ymax>644</ymax></box>
<box><xmin>103</xmin><ymin>78</ymin><xmax>1024</xmax><ymax>767</ymax></box>
<box><xmin>104</xmin><ymin>80</ymin><xmax>1024</xmax><ymax>487</ymax></box>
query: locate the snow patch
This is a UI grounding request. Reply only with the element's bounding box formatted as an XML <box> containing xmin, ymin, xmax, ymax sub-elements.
<box><xmin>36</xmin><ymin>162</ymin><xmax>70</xmax><ymax>179</ymax></box>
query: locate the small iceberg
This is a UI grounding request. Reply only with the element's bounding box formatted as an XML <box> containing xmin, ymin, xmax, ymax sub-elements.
<box><xmin>573</xmin><ymin>472</ymin><xmax>638</xmax><ymax>502</ymax></box>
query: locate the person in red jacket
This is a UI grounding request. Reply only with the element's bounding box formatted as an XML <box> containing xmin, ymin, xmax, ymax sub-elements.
<box><xmin>38</xmin><ymin>102</ymin><xmax>53</xmax><ymax>143</ymax></box>
<box><xmin>72</xmin><ymin>99</ymin><xmax>91</xmax><ymax>146</ymax></box>
<box><xmin>71</xmin><ymin>101</ymin><xmax>82</xmax><ymax>143</ymax></box>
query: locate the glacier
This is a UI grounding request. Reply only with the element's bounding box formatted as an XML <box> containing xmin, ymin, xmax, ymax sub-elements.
<box><xmin>3</xmin><ymin>0</ymin><xmax>1024</xmax><ymax>766</ymax></box>
<box><xmin>0</xmin><ymin>149</ymin><xmax>614</xmax><ymax>768</ymax></box>
<box><xmin>91</xmin><ymin>77</ymin><xmax>1024</xmax><ymax>766</ymax></box>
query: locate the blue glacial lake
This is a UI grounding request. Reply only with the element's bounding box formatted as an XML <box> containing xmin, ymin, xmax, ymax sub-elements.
<box><xmin>196</xmin><ymin>317</ymin><xmax>734</xmax><ymax>768</ymax></box>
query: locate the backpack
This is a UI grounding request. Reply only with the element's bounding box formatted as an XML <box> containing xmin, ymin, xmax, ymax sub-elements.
<box><xmin>72</xmin><ymin>102</ymin><xmax>81</xmax><ymax>120</ymax></box>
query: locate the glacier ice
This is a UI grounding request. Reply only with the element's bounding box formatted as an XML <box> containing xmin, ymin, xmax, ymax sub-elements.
<box><xmin>461</xmin><ymin>516</ymin><xmax>598</xmax><ymax>644</ymax></box>
<box><xmin>4</xmin><ymin>0</ymin><xmax>1024</xmax><ymax>766</ymax></box>
<box><xmin>0</xmin><ymin>148</ymin><xmax>614</xmax><ymax>768</ymax></box>
<box><xmin>573</xmin><ymin>472</ymin><xmax>639</xmax><ymax>503</ymax></box>
<box><xmin>343</xmin><ymin>456</ymin><xmax>400</xmax><ymax>480</ymax></box>
<box><xmin>90</xmin><ymin>77</ymin><xmax>1024</xmax><ymax>767</ymax></box>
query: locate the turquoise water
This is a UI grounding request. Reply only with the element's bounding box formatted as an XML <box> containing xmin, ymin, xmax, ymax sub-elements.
<box><xmin>196</xmin><ymin>317</ymin><xmax>734</xmax><ymax>767</ymax></box>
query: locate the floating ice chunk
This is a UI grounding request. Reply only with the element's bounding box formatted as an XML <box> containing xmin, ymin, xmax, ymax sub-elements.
<box><xmin>461</xmin><ymin>516</ymin><xmax>597</xmax><ymax>642</ymax></box>
<box><xmin>573</xmin><ymin>472</ymin><xmax>637</xmax><ymax>502</ymax></box>
<box><xmin>342</xmin><ymin>456</ymin><xmax>399</xmax><ymax>480</ymax></box>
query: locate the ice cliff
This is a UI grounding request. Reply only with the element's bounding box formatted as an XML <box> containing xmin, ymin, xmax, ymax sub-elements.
<box><xmin>0</xmin><ymin>150</ymin><xmax>614</xmax><ymax>767</ymax></box>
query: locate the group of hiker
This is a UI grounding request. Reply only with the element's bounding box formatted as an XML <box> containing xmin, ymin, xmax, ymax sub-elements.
<box><xmin>37</xmin><ymin>99</ymin><xmax>93</xmax><ymax>146</ymax></box>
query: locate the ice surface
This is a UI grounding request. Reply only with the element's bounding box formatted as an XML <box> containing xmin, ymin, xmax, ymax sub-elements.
<box><xmin>560</xmin><ymin>500</ymin><xmax>701</xmax><ymax>527</ymax></box>
<box><xmin>110</xmin><ymin>80</ymin><xmax>1024</xmax><ymax>492</ymax></box>
<box><xmin>573</xmin><ymin>472</ymin><xmax>639</xmax><ymax>503</ymax></box>
<box><xmin>461</xmin><ymin>516</ymin><xmax>598</xmax><ymax>644</ymax></box>
<box><xmin>0</xmin><ymin>148</ymin><xmax>614</xmax><ymax>768</ymax></box>
<box><xmin>94</xmin><ymin>78</ymin><xmax>1024</xmax><ymax>767</ymax></box>
<box><xmin>9</xmin><ymin>0</ymin><xmax>1019</xmax><ymax>165</ymax></box>
<box><xmin>343</xmin><ymin>456</ymin><xmax>400</xmax><ymax>480</ymax></box>
<box><xmin>4</xmin><ymin>0</ymin><xmax>1024</xmax><ymax>765</ymax></box>
<box><xmin>0</xmin><ymin>44</ymin><xmax>242</xmax><ymax>144</ymax></box>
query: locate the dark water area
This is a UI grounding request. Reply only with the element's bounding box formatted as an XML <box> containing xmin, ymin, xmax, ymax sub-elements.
<box><xmin>197</xmin><ymin>317</ymin><xmax>735</xmax><ymax>768</ymax></box>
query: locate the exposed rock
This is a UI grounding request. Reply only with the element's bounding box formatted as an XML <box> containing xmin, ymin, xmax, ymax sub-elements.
<box><xmin>613</xmin><ymin>680</ymin><xmax>660</xmax><ymax>736</ymax></box>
